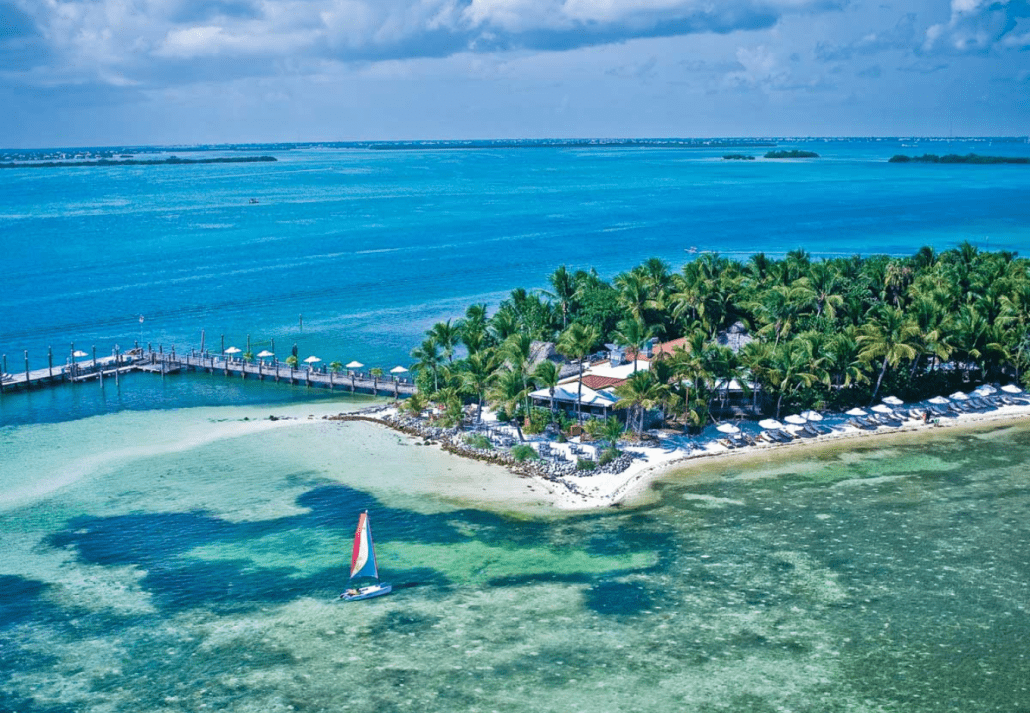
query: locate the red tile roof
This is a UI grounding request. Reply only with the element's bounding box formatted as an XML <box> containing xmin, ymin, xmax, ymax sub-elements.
<box><xmin>641</xmin><ymin>337</ymin><xmax>689</xmax><ymax>361</ymax></box>
<box><xmin>580</xmin><ymin>375</ymin><xmax>626</xmax><ymax>390</ymax></box>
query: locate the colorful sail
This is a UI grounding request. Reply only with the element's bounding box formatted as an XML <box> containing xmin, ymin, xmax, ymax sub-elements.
<box><xmin>349</xmin><ymin>511</ymin><xmax>379</xmax><ymax>581</ymax></box>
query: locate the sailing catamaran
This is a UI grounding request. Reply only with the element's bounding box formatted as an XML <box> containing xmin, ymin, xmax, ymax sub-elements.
<box><xmin>340</xmin><ymin>511</ymin><xmax>392</xmax><ymax>601</ymax></box>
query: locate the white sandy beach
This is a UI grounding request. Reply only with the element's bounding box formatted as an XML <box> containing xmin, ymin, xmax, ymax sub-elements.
<box><xmin>364</xmin><ymin>399</ymin><xmax>1030</xmax><ymax>511</ymax></box>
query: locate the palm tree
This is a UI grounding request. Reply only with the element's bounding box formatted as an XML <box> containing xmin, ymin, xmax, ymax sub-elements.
<box><xmin>532</xmin><ymin>360</ymin><xmax>561</xmax><ymax>415</ymax></box>
<box><xmin>825</xmin><ymin>326</ymin><xmax>869</xmax><ymax>390</ymax></box>
<box><xmin>857</xmin><ymin>304</ymin><xmax>921</xmax><ymax>403</ymax></box>
<box><xmin>611</xmin><ymin>315</ymin><xmax>655</xmax><ymax>372</ymax></box>
<box><xmin>502</xmin><ymin>333</ymin><xmax>535</xmax><ymax>415</ymax></box>
<box><xmin>460</xmin><ymin>303</ymin><xmax>490</xmax><ymax>355</ymax></box>
<box><xmin>753</xmin><ymin>283</ymin><xmax>817</xmax><ymax>346</ymax></box>
<box><xmin>557</xmin><ymin>323</ymin><xmax>600</xmax><ymax>423</ymax></box>
<box><xmin>544</xmin><ymin>265</ymin><xmax>577</xmax><ymax>329</ymax></box>
<box><xmin>614</xmin><ymin>370</ymin><xmax>660</xmax><ymax>435</ymax></box>
<box><xmin>410</xmin><ymin>337</ymin><xmax>442</xmax><ymax>392</ymax></box>
<box><xmin>430</xmin><ymin>319</ymin><xmax>461</xmax><ymax>363</ymax></box>
<box><xmin>369</xmin><ymin>367</ymin><xmax>383</xmax><ymax>395</ymax></box>
<box><xmin>329</xmin><ymin>360</ymin><xmax>343</xmax><ymax>389</ymax></box>
<box><xmin>766</xmin><ymin>338</ymin><xmax>826</xmax><ymax>420</ymax></box>
<box><xmin>488</xmin><ymin>367</ymin><xmax>529</xmax><ymax>442</ymax></box>
<box><xmin>461</xmin><ymin>348</ymin><xmax>500</xmax><ymax>423</ymax></box>
<box><xmin>601</xmin><ymin>417</ymin><xmax>625</xmax><ymax>454</ymax></box>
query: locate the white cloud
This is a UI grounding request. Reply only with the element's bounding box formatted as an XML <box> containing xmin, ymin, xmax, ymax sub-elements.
<box><xmin>6</xmin><ymin>0</ymin><xmax>845</xmax><ymax>89</ymax></box>
<box><xmin>923</xmin><ymin>0</ymin><xmax>1030</xmax><ymax>53</ymax></box>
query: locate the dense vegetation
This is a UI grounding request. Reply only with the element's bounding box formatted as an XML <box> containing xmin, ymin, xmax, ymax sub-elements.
<box><xmin>764</xmin><ymin>150</ymin><xmax>819</xmax><ymax>159</ymax></box>
<box><xmin>408</xmin><ymin>245</ymin><xmax>1030</xmax><ymax>436</ymax></box>
<box><xmin>723</xmin><ymin>154</ymin><xmax>756</xmax><ymax>160</ymax></box>
<box><xmin>888</xmin><ymin>154</ymin><xmax>1030</xmax><ymax>164</ymax></box>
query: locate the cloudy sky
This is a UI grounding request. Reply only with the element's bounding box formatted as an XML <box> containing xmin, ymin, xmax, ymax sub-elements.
<box><xmin>1</xmin><ymin>0</ymin><xmax>1027</xmax><ymax>147</ymax></box>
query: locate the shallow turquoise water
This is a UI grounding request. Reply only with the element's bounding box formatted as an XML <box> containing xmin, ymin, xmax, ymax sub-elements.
<box><xmin>2</xmin><ymin>405</ymin><xmax>1028</xmax><ymax>712</ymax></box>
<box><xmin>3</xmin><ymin>139</ymin><xmax>1030</xmax><ymax>710</ymax></box>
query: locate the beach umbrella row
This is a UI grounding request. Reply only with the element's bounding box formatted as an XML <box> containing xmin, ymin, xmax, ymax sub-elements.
<box><xmin>217</xmin><ymin>347</ymin><xmax>409</xmax><ymax>376</ymax></box>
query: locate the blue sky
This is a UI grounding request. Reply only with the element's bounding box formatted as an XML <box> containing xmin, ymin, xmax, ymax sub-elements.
<box><xmin>1</xmin><ymin>0</ymin><xmax>1027</xmax><ymax>147</ymax></box>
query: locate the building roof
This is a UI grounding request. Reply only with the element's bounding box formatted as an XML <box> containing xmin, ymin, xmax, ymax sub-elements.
<box><xmin>641</xmin><ymin>337</ymin><xmax>689</xmax><ymax>361</ymax></box>
<box><xmin>528</xmin><ymin>384</ymin><xmax>619</xmax><ymax>408</ymax></box>
<box><xmin>580</xmin><ymin>375</ymin><xmax>626</xmax><ymax>390</ymax></box>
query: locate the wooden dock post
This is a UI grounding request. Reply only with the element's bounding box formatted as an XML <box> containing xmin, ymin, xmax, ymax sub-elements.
<box><xmin>48</xmin><ymin>347</ymin><xmax>53</xmax><ymax>379</ymax></box>
<box><xmin>24</xmin><ymin>350</ymin><xmax>30</xmax><ymax>388</ymax></box>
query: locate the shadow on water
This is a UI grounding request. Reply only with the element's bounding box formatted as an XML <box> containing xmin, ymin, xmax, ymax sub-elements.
<box><xmin>44</xmin><ymin>483</ymin><xmax>671</xmax><ymax>617</ymax></box>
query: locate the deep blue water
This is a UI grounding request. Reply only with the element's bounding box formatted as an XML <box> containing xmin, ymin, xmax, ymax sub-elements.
<box><xmin>2</xmin><ymin>137</ymin><xmax>1030</xmax><ymax>420</ymax></box>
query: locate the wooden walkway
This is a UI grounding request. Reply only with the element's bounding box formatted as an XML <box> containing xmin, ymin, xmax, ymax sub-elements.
<box><xmin>0</xmin><ymin>349</ymin><xmax>415</xmax><ymax>398</ymax></box>
<box><xmin>142</xmin><ymin>351</ymin><xmax>415</xmax><ymax>397</ymax></box>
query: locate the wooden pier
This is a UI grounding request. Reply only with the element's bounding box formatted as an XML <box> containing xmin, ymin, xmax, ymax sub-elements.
<box><xmin>0</xmin><ymin>348</ymin><xmax>416</xmax><ymax>398</ymax></box>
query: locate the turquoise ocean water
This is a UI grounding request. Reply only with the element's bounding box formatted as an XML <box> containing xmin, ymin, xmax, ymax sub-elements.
<box><xmin>2</xmin><ymin>139</ymin><xmax>1030</xmax><ymax>711</ymax></box>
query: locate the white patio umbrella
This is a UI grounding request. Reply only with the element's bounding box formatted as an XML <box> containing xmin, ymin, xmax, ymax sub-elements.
<box><xmin>304</xmin><ymin>356</ymin><xmax>322</xmax><ymax>365</ymax></box>
<box><xmin>948</xmin><ymin>391</ymin><xmax>969</xmax><ymax>400</ymax></box>
<box><xmin>928</xmin><ymin>396</ymin><xmax>951</xmax><ymax>404</ymax></box>
<box><xmin>973</xmin><ymin>385</ymin><xmax>996</xmax><ymax>395</ymax></box>
<box><xmin>72</xmin><ymin>350</ymin><xmax>88</xmax><ymax>358</ymax></box>
<box><xmin>882</xmin><ymin>396</ymin><xmax>904</xmax><ymax>406</ymax></box>
<box><xmin>800</xmin><ymin>410</ymin><xmax>824</xmax><ymax>421</ymax></box>
<box><xmin>256</xmin><ymin>350</ymin><xmax>274</xmax><ymax>359</ymax></box>
<box><xmin>716</xmin><ymin>423</ymin><xmax>741</xmax><ymax>434</ymax></box>
<box><xmin>1001</xmin><ymin>384</ymin><xmax>1024</xmax><ymax>394</ymax></box>
<box><xmin>784</xmin><ymin>414</ymin><xmax>808</xmax><ymax>425</ymax></box>
<box><xmin>390</xmin><ymin>365</ymin><xmax>409</xmax><ymax>375</ymax></box>
<box><xmin>871</xmin><ymin>404</ymin><xmax>895</xmax><ymax>414</ymax></box>
<box><xmin>345</xmin><ymin>361</ymin><xmax>364</xmax><ymax>370</ymax></box>
<box><xmin>845</xmin><ymin>407</ymin><xmax>868</xmax><ymax>416</ymax></box>
<box><xmin>759</xmin><ymin>418</ymin><xmax>785</xmax><ymax>430</ymax></box>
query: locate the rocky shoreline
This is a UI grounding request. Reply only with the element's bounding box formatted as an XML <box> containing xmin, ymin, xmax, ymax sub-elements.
<box><xmin>321</xmin><ymin>407</ymin><xmax>634</xmax><ymax>499</ymax></box>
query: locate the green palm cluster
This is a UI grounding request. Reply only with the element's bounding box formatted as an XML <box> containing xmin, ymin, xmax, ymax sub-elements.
<box><xmin>409</xmin><ymin>243</ymin><xmax>1030</xmax><ymax>433</ymax></box>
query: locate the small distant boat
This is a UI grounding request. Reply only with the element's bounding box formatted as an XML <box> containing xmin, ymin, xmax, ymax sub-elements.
<box><xmin>249</xmin><ymin>198</ymin><xmax>259</xmax><ymax>204</ymax></box>
<box><xmin>340</xmin><ymin>511</ymin><xmax>392</xmax><ymax>601</ymax></box>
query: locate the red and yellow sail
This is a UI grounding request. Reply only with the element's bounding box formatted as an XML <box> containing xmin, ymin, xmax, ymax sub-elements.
<box><xmin>349</xmin><ymin>511</ymin><xmax>379</xmax><ymax>581</ymax></box>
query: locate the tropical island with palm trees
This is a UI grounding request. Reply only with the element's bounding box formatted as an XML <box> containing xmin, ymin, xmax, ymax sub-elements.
<box><xmin>370</xmin><ymin>243</ymin><xmax>1030</xmax><ymax>508</ymax></box>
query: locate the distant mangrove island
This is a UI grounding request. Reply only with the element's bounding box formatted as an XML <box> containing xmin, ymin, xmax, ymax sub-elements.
<box><xmin>764</xmin><ymin>150</ymin><xmax>820</xmax><ymax>159</ymax></box>
<box><xmin>0</xmin><ymin>155</ymin><xmax>278</xmax><ymax>169</ymax></box>
<box><xmin>889</xmin><ymin>153</ymin><xmax>1030</xmax><ymax>164</ymax></box>
<box><xmin>722</xmin><ymin>154</ymin><xmax>756</xmax><ymax>160</ymax></box>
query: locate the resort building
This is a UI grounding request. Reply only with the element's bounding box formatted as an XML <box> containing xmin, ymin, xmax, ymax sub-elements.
<box><xmin>527</xmin><ymin>325</ymin><xmax>760</xmax><ymax>420</ymax></box>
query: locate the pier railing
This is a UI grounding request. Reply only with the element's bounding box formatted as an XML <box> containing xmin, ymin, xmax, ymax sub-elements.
<box><xmin>0</xmin><ymin>347</ymin><xmax>415</xmax><ymax>398</ymax></box>
<box><xmin>144</xmin><ymin>350</ymin><xmax>416</xmax><ymax>397</ymax></box>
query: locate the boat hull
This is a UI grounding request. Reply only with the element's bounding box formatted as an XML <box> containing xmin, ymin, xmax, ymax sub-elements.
<box><xmin>340</xmin><ymin>583</ymin><xmax>392</xmax><ymax>601</ymax></box>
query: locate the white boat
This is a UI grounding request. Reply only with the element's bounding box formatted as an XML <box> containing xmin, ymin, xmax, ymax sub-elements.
<box><xmin>340</xmin><ymin>511</ymin><xmax>392</xmax><ymax>601</ymax></box>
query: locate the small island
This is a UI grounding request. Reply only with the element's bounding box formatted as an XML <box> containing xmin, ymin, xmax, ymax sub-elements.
<box><xmin>0</xmin><ymin>155</ymin><xmax>278</xmax><ymax>169</ymax></box>
<box><xmin>889</xmin><ymin>153</ymin><xmax>1029</xmax><ymax>164</ymax></box>
<box><xmin>764</xmin><ymin>150</ymin><xmax>820</xmax><ymax>159</ymax></box>
<box><xmin>722</xmin><ymin>154</ymin><xmax>756</xmax><ymax>160</ymax></box>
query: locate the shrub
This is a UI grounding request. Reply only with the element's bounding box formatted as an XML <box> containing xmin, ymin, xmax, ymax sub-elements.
<box><xmin>465</xmin><ymin>434</ymin><xmax>492</xmax><ymax>450</ymax></box>
<box><xmin>511</xmin><ymin>444</ymin><xmax>539</xmax><ymax>462</ymax></box>
<box><xmin>598</xmin><ymin>448</ymin><xmax>620</xmax><ymax>466</ymax></box>
<box><xmin>524</xmin><ymin>407</ymin><xmax>550</xmax><ymax>435</ymax></box>
<box><xmin>576</xmin><ymin>458</ymin><xmax>596</xmax><ymax>471</ymax></box>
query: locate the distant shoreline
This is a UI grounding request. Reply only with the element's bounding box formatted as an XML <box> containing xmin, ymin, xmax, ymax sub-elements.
<box><xmin>0</xmin><ymin>156</ymin><xmax>278</xmax><ymax>169</ymax></box>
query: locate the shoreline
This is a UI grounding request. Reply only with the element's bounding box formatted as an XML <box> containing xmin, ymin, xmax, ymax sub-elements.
<box><xmin>336</xmin><ymin>401</ymin><xmax>1030</xmax><ymax>511</ymax></box>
